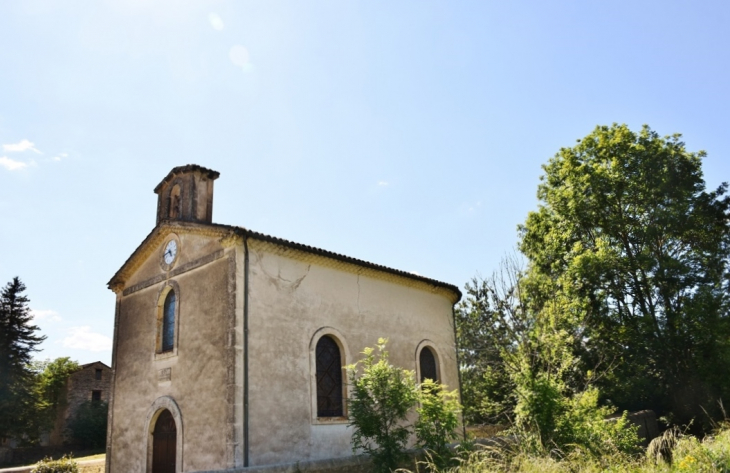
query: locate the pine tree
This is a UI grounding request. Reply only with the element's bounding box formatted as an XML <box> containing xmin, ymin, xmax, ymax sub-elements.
<box><xmin>0</xmin><ymin>277</ymin><xmax>46</xmax><ymax>438</ymax></box>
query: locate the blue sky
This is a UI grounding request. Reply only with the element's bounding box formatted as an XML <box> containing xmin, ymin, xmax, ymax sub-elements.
<box><xmin>1</xmin><ymin>1</ymin><xmax>729</xmax><ymax>365</ymax></box>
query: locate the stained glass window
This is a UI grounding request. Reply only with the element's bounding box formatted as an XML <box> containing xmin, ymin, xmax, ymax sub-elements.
<box><xmin>316</xmin><ymin>336</ymin><xmax>343</xmax><ymax>417</ymax></box>
<box><xmin>162</xmin><ymin>291</ymin><xmax>176</xmax><ymax>352</ymax></box>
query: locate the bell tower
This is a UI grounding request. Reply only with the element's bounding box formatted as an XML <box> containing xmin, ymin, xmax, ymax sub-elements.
<box><xmin>154</xmin><ymin>165</ymin><xmax>220</xmax><ymax>225</ymax></box>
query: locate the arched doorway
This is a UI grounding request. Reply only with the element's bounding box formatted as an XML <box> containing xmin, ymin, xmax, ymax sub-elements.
<box><xmin>152</xmin><ymin>410</ymin><xmax>177</xmax><ymax>473</ymax></box>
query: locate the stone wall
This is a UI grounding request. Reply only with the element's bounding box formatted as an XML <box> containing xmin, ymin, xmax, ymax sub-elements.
<box><xmin>50</xmin><ymin>362</ymin><xmax>111</xmax><ymax>445</ymax></box>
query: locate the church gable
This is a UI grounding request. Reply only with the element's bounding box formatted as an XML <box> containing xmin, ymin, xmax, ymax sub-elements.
<box><xmin>106</xmin><ymin>165</ymin><xmax>461</xmax><ymax>472</ymax></box>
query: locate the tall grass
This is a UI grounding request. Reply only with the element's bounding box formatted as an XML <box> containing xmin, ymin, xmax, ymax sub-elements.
<box><xmin>402</xmin><ymin>423</ymin><xmax>730</xmax><ymax>472</ymax></box>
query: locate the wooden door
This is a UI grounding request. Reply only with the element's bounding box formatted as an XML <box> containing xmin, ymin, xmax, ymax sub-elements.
<box><xmin>152</xmin><ymin>410</ymin><xmax>176</xmax><ymax>473</ymax></box>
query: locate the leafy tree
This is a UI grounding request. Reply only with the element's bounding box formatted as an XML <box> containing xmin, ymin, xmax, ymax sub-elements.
<box><xmin>347</xmin><ymin>339</ymin><xmax>418</xmax><ymax>473</ymax></box>
<box><xmin>519</xmin><ymin>124</ymin><xmax>730</xmax><ymax>429</ymax></box>
<box><xmin>456</xmin><ymin>254</ymin><xmax>529</xmax><ymax>425</ymax></box>
<box><xmin>34</xmin><ymin>358</ymin><xmax>80</xmax><ymax>431</ymax></box>
<box><xmin>0</xmin><ymin>277</ymin><xmax>45</xmax><ymax>439</ymax></box>
<box><xmin>67</xmin><ymin>401</ymin><xmax>108</xmax><ymax>449</ymax></box>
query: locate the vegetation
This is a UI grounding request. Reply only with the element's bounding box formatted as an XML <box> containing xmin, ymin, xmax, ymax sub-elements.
<box><xmin>32</xmin><ymin>357</ymin><xmax>81</xmax><ymax>432</ymax></box>
<box><xmin>67</xmin><ymin>401</ymin><xmax>108</xmax><ymax>449</ymax></box>
<box><xmin>456</xmin><ymin>124</ymin><xmax>730</xmax><ymax>468</ymax></box>
<box><xmin>347</xmin><ymin>339</ymin><xmax>420</xmax><ymax>473</ymax></box>
<box><xmin>405</xmin><ymin>423</ymin><xmax>730</xmax><ymax>472</ymax></box>
<box><xmin>31</xmin><ymin>455</ymin><xmax>78</xmax><ymax>473</ymax></box>
<box><xmin>0</xmin><ymin>277</ymin><xmax>46</xmax><ymax>440</ymax></box>
<box><xmin>347</xmin><ymin>339</ymin><xmax>463</xmax><ymax>473</ymax></box>
<box><xmin>519</xmin><ymin>124</ymin><xmax>730</xmax><ymax>430</ymax></box>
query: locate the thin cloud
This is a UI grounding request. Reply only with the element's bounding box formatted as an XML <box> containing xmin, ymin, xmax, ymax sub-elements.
<box><xmin>62</xmin><ymin>326</ymin><xmax>113</xmax><ymax>352</ymax></box>
<box><xmin>3</xmin><ymin>139</ymin><xmax>42</xmax><ymax>154</ymax></box>
<box><xmin>377</xmin><ymin>181</ymin><xmax>389</xmax><ymax>187</ymax></box>
<box><xmin>52</xmin><ymin>157</ymin><xmax>61</xmax><ymax>162</ymax></box>
<box><xmin>0</xmin><ymin>156</ymin><xmax>28</xmax><ymax>171</ymax></box>
<box><xmin>31</xmin><ymin>309</ymin><xmax>62</xmax><ymax>322</ymax></box>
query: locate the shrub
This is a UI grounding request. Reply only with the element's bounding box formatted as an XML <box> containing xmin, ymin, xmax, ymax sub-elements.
<box><xmin>67</xmin><ymin>400</ymin><xmax>108</xmax><ymax>449</ymax></box>
<box><xmin>414</xmin><ymin>379</ymin><xmax>462</xmax><ymax>469</ymax></box>
<box><xmin>31</xmin><ymin>455</ymin><xmax>78</xmax><ymax>473</ymax></box>
<box><xmin>347</xmin><ymin>339</ymin><xmax>418</xmax><ymax>473</ymax></box>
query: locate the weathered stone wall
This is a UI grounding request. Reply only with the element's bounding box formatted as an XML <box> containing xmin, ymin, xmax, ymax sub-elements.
<box><xmin>50</xmin><ymin>363</ymin><xmax>112</xmax><ymax>445</ymax></box>
<box><xmin>108</xmin><ymin>231</ymin><xmax>232</xmax><ymax>473</ymax></box>
<box><xmin>244</xmin><ymin>241</ymin><xmax>460</xmax><ymax>466</ymax></box>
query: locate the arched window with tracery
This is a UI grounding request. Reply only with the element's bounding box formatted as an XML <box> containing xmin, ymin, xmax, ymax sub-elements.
<box><xmin>162</xmin><ymin>291</ymin><xmax>176</xmax><ymax>352</ymax></box>
<box><xmin>419</xmin><ymin>346</ymin><xmax>438</xmax><ymax>384</ymax></box>
<box><xmin>316</xmin><ymin>335</ymin><xmax>343</xmax><ymax>417</ymax></box>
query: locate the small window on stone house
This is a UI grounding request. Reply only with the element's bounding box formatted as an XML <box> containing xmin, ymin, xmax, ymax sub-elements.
<box><xmin>91</xmin><ymin>390</ymin><xmax>102</xmax><ymax>402</ymax></box>
<box><xmin>95</xmin><ymin>369</ymin><xmax>102</xmax><ymax>380</ymax></box>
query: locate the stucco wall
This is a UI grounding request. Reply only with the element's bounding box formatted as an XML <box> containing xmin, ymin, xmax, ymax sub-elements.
<box><xmin>109</xmin><ymin>232</ymin><xmax>233</xmax><ymax>473</ymax></box>
<box><xmin>245</xmin><ymin>242</ymin><xmax>459</xmax><ymax>466</ymax></box>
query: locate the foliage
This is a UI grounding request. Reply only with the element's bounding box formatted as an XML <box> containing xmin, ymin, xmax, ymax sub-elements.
<box><xmin>518</xmin><ymin>124</ymin><xmax>730</xmax><ymax>429</ymax></box>
<box><xmin>347</xmin><ymin>338</ymin><xmax>418</xmax><ymax>473</ymax></box>
<box><xmin>31</xmin><ymin>455</ymin><xmax>78</xmax><ymax>473</ymax></box>
<box><xmin>405</xmin><ymin>423</ymin><xmax>730</xmax><ymax>472</ymax></box>
<box><xmin>414</xmin><ymin>379</ymin><xmax>462</xmax><ymax>469</ymax></box>
<box><xmin>456</xmin><ymin>257</ymin><xmax>526</xmax><ymax>424</ymax></box>
<box><xmin>458</xmin><ymin>254</ymin><xmax>639</xmax><ymax>455</ymax></box>
<box><xmin>0</xmin><ymin>277</ymin><xmax>46</xmax><ymax>440</ymax></box>
<box><xmin>67</xmin><ymin>401</ymin><xmax>108</xmax><ymax>449</ymax></box>
<box><xmin>32</xmin><ymin>357</ymin><xmax>80</xmax><ymax>431</ymax></box>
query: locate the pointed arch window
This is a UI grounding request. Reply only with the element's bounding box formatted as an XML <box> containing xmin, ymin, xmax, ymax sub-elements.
<box><xmin>419</xmin><ymin>346</ymin><xmax>438</xmax><ymax>384</ymax></box>
<box><xmin>316</xmin><ymin>335</ymin><xmax>343</xmax><ymax>417</ymax></box>
<box><xmin>162</xmin><ymin>291</ymin><xmax>176</xmax><ymax>352</ymax></box>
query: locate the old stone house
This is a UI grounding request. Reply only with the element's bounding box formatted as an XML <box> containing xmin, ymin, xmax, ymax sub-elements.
<box><xmin>106</xmin><ymin>165</ymin><xmax>462</xmax><ymax>473</ymax></box>
<box><xmin>49</xmin><ymin>361</ymin><xmax>112</xmax><ymax>446</ymax></box>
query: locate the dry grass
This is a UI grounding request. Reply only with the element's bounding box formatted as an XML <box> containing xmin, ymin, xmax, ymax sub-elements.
<box><xmin>404</xmin><ymin>423</ymin><xmax>730</xmax><ymax>472</ymax></box>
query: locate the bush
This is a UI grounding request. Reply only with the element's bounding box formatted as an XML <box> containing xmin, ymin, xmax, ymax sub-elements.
<box><xmin>347</xmin><ymin>339</ymin><xmax>418</xmax><ymax>473</ymax></box>
<box><xmin>414</xmin><ymin>379</ymin><xmax>462</xmax><ymax>469</ymax></box>
<box><xmin>31</xmin><ymin>455</ymin><xmax>78</xmax><ymax>473</ymax></box>
<box><xmin>67</xmin><ymin>401</ymin><xmax>108</xmax><ymax>449</ymax></box>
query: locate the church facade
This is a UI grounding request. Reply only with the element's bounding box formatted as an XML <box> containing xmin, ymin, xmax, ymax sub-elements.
<box><xmin>106</xmin><ymin>165</ymin><xmax>462</xmax><ymax>473</ymax></box>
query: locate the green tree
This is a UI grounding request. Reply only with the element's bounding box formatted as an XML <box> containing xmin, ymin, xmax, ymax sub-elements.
<box><xmin>0</xmin><ymin>277</ymin><xmax>46</xmax><ymax>439</ymax></box>
<box><xmin>459</xmin><ymin>255</ymin><xmax>639</xmax><ymax>456</ymax></box>
<box><xmin>34</xmin><ymin>358</ymin><xmax>80</xmax><ymax>431</ymax></box>
<box><xmin>456</xmin><ymin>255</ymin><xmax>529</xmax><ymax>425</ymax></box>
<box><xmin>347</xmin><ymin>339</ymin><xmax>418</xmax><ymax>473</ymax></box>
<box><xmin>67</xmin><ymin>401</ymin><xmax>108</xmax><ymax>449</ymax></box>
<box><xmin>519</xmin><ymin>124</ymin><xmax>730</xmax><ymax>429</ymax></box>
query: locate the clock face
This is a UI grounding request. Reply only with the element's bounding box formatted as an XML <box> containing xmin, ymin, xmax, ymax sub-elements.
<box><xmin>163</xmin><ymin>240</ymin><xmax>178</xmax><ymax>265</ymax></box>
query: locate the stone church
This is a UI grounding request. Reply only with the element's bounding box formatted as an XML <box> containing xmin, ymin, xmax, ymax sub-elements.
<box><xmin>106</xmin><ymin>165</ymin><xmax>462</xmax><ymax>473</ymax></box>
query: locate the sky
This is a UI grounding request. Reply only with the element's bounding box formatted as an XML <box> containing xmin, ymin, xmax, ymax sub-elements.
<box><xmin>1</xmin><ymin>1</ymin><xmax>729</xmax><ymax>366</ymax></box>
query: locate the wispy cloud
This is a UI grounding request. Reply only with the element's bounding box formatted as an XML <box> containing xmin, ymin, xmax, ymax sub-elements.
<box><xmin>3</xmin><ymin>139</ymin><xmax>42</xmax><ymax>154</ymax></box>
<box><xmin>0</xmin><ymin>156</ymin><xmax>28</xmax><ymax>171</ymax></box>
<box><xmin>377</xmin><ymin>181</ymin><xmax>389</xmax><ymax>187</ymax></box>
<box><xmin>62</xmin><ymin>326</ymin><xmax>113</xmax><ymax>352</ymax></box>
<box><xmin>31</xmin><ymin>309</ymin><xmax>63</xmax><ymax>322</ymax></box>
<box><xmin>51</xmin><ymin>152</ymin><xmax>68</xmax><ymax>162</ymax></box>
